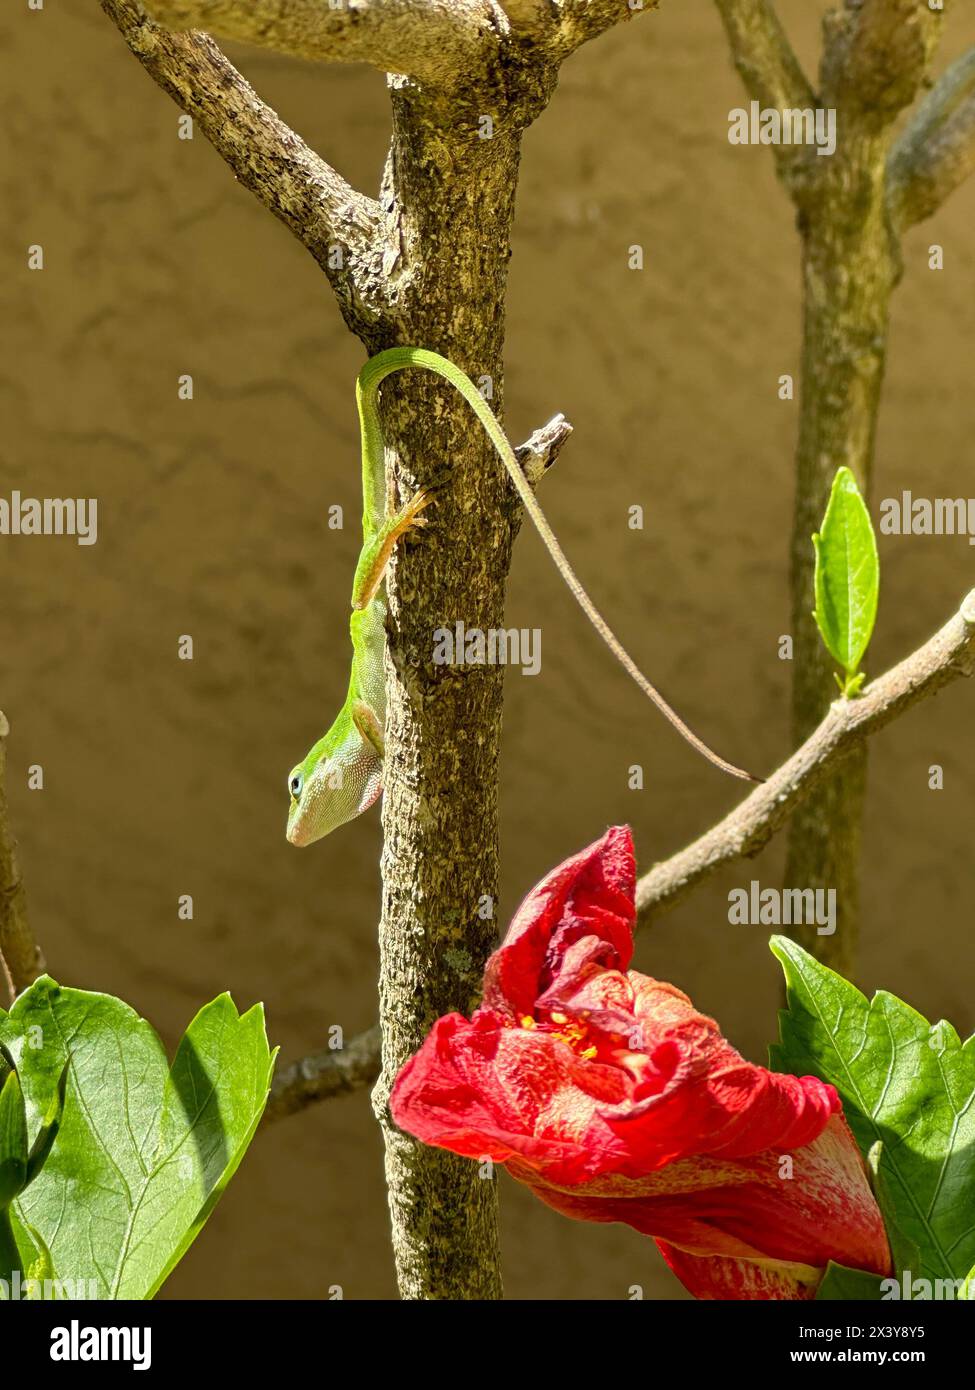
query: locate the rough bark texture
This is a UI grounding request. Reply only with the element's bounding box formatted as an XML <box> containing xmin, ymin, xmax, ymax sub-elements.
<box><xmin>368</xmin><ymin>69</ymin><xmax>557</xmax><ymax>1303</ymax></box>
<box><xmin>137</xmin><ymin>0</ymin><xmax>503</xmax><ymax>83</ymax></box>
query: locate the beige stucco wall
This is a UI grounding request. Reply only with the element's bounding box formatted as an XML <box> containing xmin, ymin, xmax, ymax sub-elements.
<box><xmin>2</xmin><ymin>2</ymin><xmax>973</xmax><ymax>1298</ymax></box>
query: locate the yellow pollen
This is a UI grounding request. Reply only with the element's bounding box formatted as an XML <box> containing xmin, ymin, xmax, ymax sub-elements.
<box><xmin>552</xmin><ymin>1020</ymin><xmax>589</xmax><ymax>1047</ymax></box>
<box><xmin>513</xmin><ymin>1010</ymin><xmax>598</xmax><ymax>1060</ymax></box>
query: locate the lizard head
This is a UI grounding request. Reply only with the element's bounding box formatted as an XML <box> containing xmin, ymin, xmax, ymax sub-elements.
<box><xmin>286</xmin><ymin>724</ymin><xmax>383</xmax><ymax>846</ymax></box>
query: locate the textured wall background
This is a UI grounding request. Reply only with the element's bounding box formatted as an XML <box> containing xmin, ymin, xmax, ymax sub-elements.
<box><xmin>2</xmin><ymin>2</ymin><xmax>974</xmax><ymax>1299</ymax></box>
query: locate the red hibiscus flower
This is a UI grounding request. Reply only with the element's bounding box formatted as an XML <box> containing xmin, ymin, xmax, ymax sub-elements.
<box><xmin>390</xmin><ymin>826</ymin><xmax>891</xmax><ymax>1299</ymax></box>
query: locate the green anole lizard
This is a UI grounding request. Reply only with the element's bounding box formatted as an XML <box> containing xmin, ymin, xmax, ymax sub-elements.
<box><xmin>286</xmin><ymin>347</ymin><xmax>760</xmax><ymax>846</ymax></box>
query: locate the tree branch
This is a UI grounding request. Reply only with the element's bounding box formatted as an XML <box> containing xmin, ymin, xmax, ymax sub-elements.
<box><xmin>100</xmin><ymin>0</ymin><xmax>386</xmax><ymax>327</ymax></box>
<box><xmin>264</xmin><ymin>1024</ymin><xmax>381</xmax><ymax>1124</ymax></box>
<box><xmin>512</xmin><ymin>412</ymin><xmax>572</xmax><ymax>487</ymax></box>
<box><xmin>712</xmin><ymin>0</ymin><xmax>817</xmax><ymax>153</ymax></box>
<box><xmin>538</xmin><ymin>0</ymin><xmax>658</xmax><ymax>56</ymax></box>
<box><xmin>636</xmin><ymin>590</ymin><xmax>975</xmax><ymax>925</ymax></box>
<box><xmin>138</xmin><ymin>0</ymin><xmax>503</xmax><ymax>85</ymax></box>
<box><xmin>712</xmin><ymin>0</ymin><xmax>817</xmax><ymax>193</ymax></box>
<box><xmin>821</xmin><ymin>0</ymin><xmax>943</xmax><ymax>118</ymax></box>
<box><xmin>713</xmin><ymin>0</ymin><xmax>815</xmax><ymax>109</ymax></box>
<box><xmin>0</xmin><ymin>714</ymin><xmax>44</xmax><ymax>1003</ymax></box>
<box><xmin>888</xmin><ymin>45</ymin><xmax>975</xmax><ymax>229</ymax></box>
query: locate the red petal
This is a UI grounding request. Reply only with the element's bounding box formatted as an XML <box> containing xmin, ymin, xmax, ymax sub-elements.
<box><xmin>656</xmin><ymin>1244</ymin><xmax>822</xmax><ymax>1300</ymax></box>
<box><xmin>482</xmin><ymin>826</ymin><xmax>636</xmax><ymax>1018</ymax></box>
<box><xmin>588</xmin><ymin>973</ymin><xmax>841</xmax><ymax>1169</ymax></box>
<box><xmin>390</xmin><ymin>1011</ymin><xmax>629</xmax><ymax>1180</ymax></box>
<box><xmin>516</xmin><ymin>1116</ymin><xmax>890</xmax><ymax>1297</ymax></box>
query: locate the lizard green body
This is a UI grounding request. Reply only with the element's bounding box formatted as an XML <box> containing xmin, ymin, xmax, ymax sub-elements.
<box><xmin>286</xmin><ymin>347</ymin><xmax>758</xmax><ymax>846</ymax></box>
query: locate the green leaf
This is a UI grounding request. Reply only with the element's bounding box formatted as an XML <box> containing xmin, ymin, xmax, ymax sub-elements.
<box><xmin>5</xmin><ymin>1207</ymin><xmax>72</xmax><ymax>1298</ymax></box>
<box><xmin>18</xmin><ymin>1218</ymin><xmax>59</xmax><ymax>1298</ymax></box>
<box><xmin>865</xmin><ymin>1141</ymin><xmax>920</xmax><ymax>1279</ymax></box>
<box><xmin>0</xmin><ymin>1211</ymin><xmax>22</xmax><ymax>1290</ymax></box>
<box><xmin>812</xmin><ymin>466</ymin><xmax>879</xmax><ymax>683</ymax></box>
<box><xmin>816</xmin><ymin>1261</ymin><xmax>887</xmax><ymax>1301</ymax></box>
<box><xmin>0</xmin><ymin>1070</ymin><xmax>28</xmax><ymax>1208</ymax></box>
<box><xmin>770</xmin><ymin>937</ymin><xmax>975</xmax><ymax>1287</ymax></box>
<box><xmin>21</xmin><ymin>1060</ymin><xmax>68</xmax><ymax>1191</ymax></box>
<box><xmin>0</xmin><ymin>978</ymin><xmax>275</xmax><ymax>1299</ymax></box>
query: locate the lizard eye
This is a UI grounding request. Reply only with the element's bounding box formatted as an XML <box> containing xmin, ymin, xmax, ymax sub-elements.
<box><xmin>289</xmin><ymin>770</ymin><xmax>303</xmax><ymax>800</ymax></box>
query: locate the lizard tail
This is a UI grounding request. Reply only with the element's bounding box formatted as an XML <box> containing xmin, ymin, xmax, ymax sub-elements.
<box><xmin>358</xmin><ymin>347</ymin><xmax>765</xmax><ymax>786</ymax></box>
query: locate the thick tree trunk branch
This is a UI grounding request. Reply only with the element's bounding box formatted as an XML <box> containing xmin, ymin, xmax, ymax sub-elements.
<box><xmin>264</xmin><ymin>1025</ymin><xmax>382</xmax><ymax>1124</ymax></box>
<box><xmin>100</xmin><ymin>0</ymin><xmax>386</xmax><ymax>329</ymax></box>
<box><xmin>636</xmin><ymin>590</ymin><xmax>975</xmax><ymax>926</ymax></box>
<box><xmin>361</xmin><ymin>48</ymin><xmax>579</xmax><ymax>1295</ymax></box>
<box><xmin>138</xmin><ymin>0</ymin><xmax>505</xmax><ymax>86</ymax></box>
<box><xmin>0</xmin><ymin>714</ymin><xmax>44</xmax><ymax>1003</ymax></box>
<box><xmin>888</xmin><ymin>45</ymin><xmax>975</xmax><ymax>228</ymax></box>
<box><xmin>712</xmin><ymin>0</ymin><xmax>817</xmax><ymax>193</ymax></box>
<box><xmin>373</xmin><ymin>362</ymin><xmax>573</xmax><ymax>1298</ymax></box>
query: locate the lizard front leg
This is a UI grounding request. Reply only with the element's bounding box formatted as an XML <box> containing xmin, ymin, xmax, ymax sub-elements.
<box><xmin>351</xmin><ymin>698</ymin><xmax>385</xmax><ymax>758</ymax></box>
<box><xmin>351</xmin><ymin>488</ymin><xmax>434</xmax><ymax>612</ymax></box>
